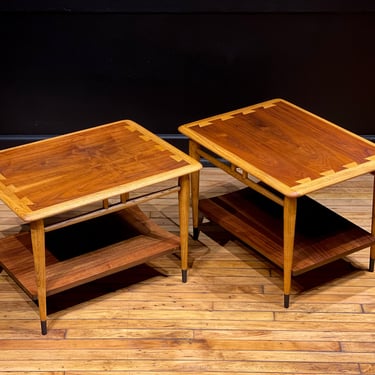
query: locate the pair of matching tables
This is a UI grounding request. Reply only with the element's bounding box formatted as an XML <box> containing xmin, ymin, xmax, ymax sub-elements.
<box><xmin>0</xmin><ymin>98</ymin><xmax>374</xmax><ymax>334</ymax></box>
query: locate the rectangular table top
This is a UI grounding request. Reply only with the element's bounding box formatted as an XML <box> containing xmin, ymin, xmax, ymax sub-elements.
<box><xmin>179</xmin><ymin>98</ymin><xmax>375</xmax><ymax>197</ymax></box>
<box><xmin>0</xmin><ymin>120</ymin><xmax>201</xmax><ymax>221</ymax></box>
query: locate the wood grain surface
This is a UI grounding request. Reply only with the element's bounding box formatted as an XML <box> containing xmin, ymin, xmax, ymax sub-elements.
<box><xmin>179</xmin><ymin>99</ymin><xmax>375</xmax><ymax>197</ymax></box>
<box><xmin>0</xmin><ymin>120</ymin><xmax>201</xmax><ymax>221</ymax></box>
<box><xmin>0</xmin><ymin>168</ymin><xmax>374</xmax><ymax>374</ymax></box>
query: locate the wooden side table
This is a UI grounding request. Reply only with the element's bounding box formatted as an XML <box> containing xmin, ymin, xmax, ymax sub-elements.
<box><xmin>179</xmin><ymin>98</ymin><xmax>375</xmax><ymax>307</ymax></box>
<box><xmin>0</xmin><ymin>120</ymin><xmax>201</xmax><ymax>334</ymax></box>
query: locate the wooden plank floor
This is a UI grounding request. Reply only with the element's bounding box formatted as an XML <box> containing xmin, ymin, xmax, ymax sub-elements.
<box><xmin>0</xmin><ymin>167</ymin><xmax>374</xmax><ymax>374</ymax></box>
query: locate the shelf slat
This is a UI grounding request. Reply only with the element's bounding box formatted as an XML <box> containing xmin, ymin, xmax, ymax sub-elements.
<box><xmin>199</xmin><ymin>188</ymin><xmax>375</xmax><ymax>275</ymax></box>
<box><xmin>0</xmin><ymin>206</ymin><xmax>180</xmax><ymax>299</ymax></box>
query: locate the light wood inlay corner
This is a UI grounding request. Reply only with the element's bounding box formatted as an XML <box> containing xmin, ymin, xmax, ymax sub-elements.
<box><xmin>140</xmin><ymin>134</ymin><xmax>152</xmax><ymax>142</ymax></box>
<box><xmin>21</xmin><ymin>196</ymin><xmax>34</xmax><ymax>207</ymax></box>
<box><xmin>197</xmin><ymin>120</ymin><xmax>214</xmax><ymax>128</ymax></box>
<box><xmin>123</xmin><ymin>122</ymin><xmax>138</xmax><ymax>133</ymax></box>
<box><xmin>320</xmin><ymin>169</ymin><xmax>336</xmax><ymax>177</ymax></box>
<box><xmin>241</xmin><ymin>108</ymin><xmax>257</xmax><ymax>115</ymax></box>
<box><xmin>343</xmin><ymin>161</ymin><xmax>358</xmax><ymax>169</ymax></box>
<box><xmin>296</xmin><ymin>177</ymin><xmax>312</xmax><ymax>185</ymax></box>
<box><xmin>170</xmin><ymin>154</ymin><xmax>184</xmax><ymax>163</ymax></box>
<box><xmin>218</xmin><ymin>114</ymin><xmax>235</xmax><ymax>121</ymax></box>
<box><xmin>262</xmin><ymin>102</ymin><xmax>277</xmax><ymax>109</ymax></box>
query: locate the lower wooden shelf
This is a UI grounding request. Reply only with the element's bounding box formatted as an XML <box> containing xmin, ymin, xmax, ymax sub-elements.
<box><xmin>0</xmin><ymin>206</ymin><xmax>180</xmax><ymax>299</ymax></box>
<box><xmin>199</xmin><ymin>188</ymin><xmax>375</xmax><ymax>275</ymax></box>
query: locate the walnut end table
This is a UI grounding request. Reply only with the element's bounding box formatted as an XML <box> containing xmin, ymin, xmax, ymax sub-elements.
<box><xmin>179</xmin><ymin>98</ymin><xmax>375</xmax><ymax>307</ymax></box>
<box><xmin>0</xmin><ymin>120</ymin><xmax>201</xmax><ymax>334</ymax></box>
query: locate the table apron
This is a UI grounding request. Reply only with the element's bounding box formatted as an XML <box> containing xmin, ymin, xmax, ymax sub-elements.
<box><xmin>196</xmin><ymin>147</ymin><xmax>284</xmax><ymax>206</ymax></box>
<box><xmin>44</xmin><ymin>185</ymin><xmax>180</xmax><ymax>233</ymax></box>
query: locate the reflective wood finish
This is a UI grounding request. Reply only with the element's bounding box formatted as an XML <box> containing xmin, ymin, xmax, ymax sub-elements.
<box><xmin>179</xmin><ymin>99</ymin><xmax>375</xmax><ymax>306</ymax></box>
<box><xmin>0</xmin><ymin>120</ymin><xmax>200</xmax><ymax>221</ymax></box>
<box><xmin>0</xmin><ymin>120</ymin><xmax>201</xmax><ymax>334</ymax></box>
<box><xmin>0</xmin><ymin>168</ymin><xmax>374</xmax><ymax>373</ymax></box>
<box><xmin>179</xmin><ymin>99</ymin><xmax>375</xmax><ymax>197</ymax></box>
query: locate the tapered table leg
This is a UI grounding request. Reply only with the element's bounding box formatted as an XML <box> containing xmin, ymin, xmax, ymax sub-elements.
<box><xmin>283</xmin><ymin>197</ymin><xmax>297</xmax><ymax>308</ymax></box>
<box><xmin>189</xmin><ymin>140</ymin><xmax>201</xmax><ymax>240</ymax></box>
<box><xmin>30</xmin><ymin>219</ymin><xmax>47</xmax><ymax>335</ymax></box>
<box><xmin>179</xmin><ymin>174</ymin><xmax>190</xmax><ymax>282</ymax></box>
<box><xmin>370</xmin><ymin>174</ymin><xmax>375</xmax><ymax>272</ymax></box>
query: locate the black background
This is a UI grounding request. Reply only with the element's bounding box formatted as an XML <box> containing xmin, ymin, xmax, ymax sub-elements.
<box><xmin>0</xmin><ymin>1</ymin><xmax>374</xmax><ymax>148</ymax></box>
